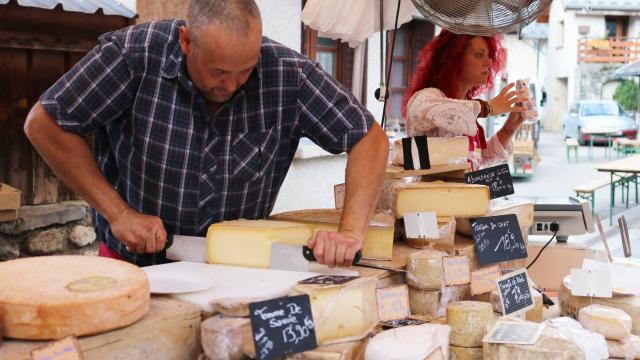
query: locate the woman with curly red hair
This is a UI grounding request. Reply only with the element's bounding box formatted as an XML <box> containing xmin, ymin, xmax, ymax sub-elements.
<box><xmin>402</xmin><ymin>29</ymin><xmax>531</xmax><ymax>170</ymax></box>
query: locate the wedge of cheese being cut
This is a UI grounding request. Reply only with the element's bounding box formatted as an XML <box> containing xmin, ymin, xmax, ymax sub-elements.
<box><xmin>405</xmin><ymin>249</ymin><xmax>446</xmax><ymax>290</ymax></box>
<box><xmin>269</xmin><ymin>209</ymin><xmax>394</xmax><ymax>260</ymax></box>
<box><xmin>390</xmin><ymin>181</ymin><xmax>490</xmax><ymax>218</ymax></box>
<box><xmin>364</xmin><ymin>323</ymin><xmax>451</xmax><ymax>360</ymax></box>
<box><xmin>289</xmin><ymin>277</ymin><xmax>378</xmax><ymax>345</ymax></box>
<box><xmin>447</xmin><ymin>301</ymin><xmax>494</xmax><ymax>347</ymax></box>
<box><xmin>450</xmin><ymin>345</ymin><xmax>483</xmax><ymax>360</ymax></box>
<box><xmin>392</xmin><ymin>136</ymin><xmax>469</xmax><ymax>167</ymax></box>
<box><xmin>578</xmin><ymin>304</ymin><xmax>632</xmax><ymax>340</ymax></box>
<box><xmin>206</xmin><ymin>219</ymin><xmax>313</xmax><ymax>268</ymax></box>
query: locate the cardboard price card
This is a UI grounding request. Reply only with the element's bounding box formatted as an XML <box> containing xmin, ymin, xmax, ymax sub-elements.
<box><xmin>442</xmin><ymin>256</ymin><xmax>471</xmax><ymax>286</ymax></box>
<box><xmin>30</xmin><ymin>336</ymin><xmax>84</xmax><ymax>360</ymax></box>
<box><xmin>376</xmin><ymin>285</ymin><xmax>411</xmax><ymax>322</ymax></box>
<box><xmin>249</xmin><ymin>295</ymin><xmax>318</xmax><ymax>360</ymax></box>
<box><xmin>470</xmin><ymin>265</ymin><xmax>502</xmax><ymax>295</ymax></box>
<box><xmin>486</xmin><ymin>321</ymin><xmax>545</xmax><ymax>345</ymax></box>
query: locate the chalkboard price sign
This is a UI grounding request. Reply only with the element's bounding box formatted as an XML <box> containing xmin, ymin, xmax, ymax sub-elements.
<box><xmin>298</xmin><ymin>275</ymin><xmax>358</xmax><ymax>285</ymax></box>
<box><xmin>464</xmin><ymin>163</ymin><xmax>514</xmax><ymax>199</ymax></box>
<box><xmin>495</xmin><ymin>269</ymin><xmax>535</xmax><ymax>316</ymax></box>
<box><xmin>249</xmin><ymin>295</ymin><xmax>317</xmax><ymax>360</ymax></box>
<box><xmin>470</xmin><ymin>214</ymin><xmax>527</xmax><ymax>266</ymax></box>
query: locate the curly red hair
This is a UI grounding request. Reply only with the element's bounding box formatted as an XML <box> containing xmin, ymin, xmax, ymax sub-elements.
<box><xmin>401</xmin><ymin>29</ymin><xmax>506</xmax><ymax>117</ymax></box>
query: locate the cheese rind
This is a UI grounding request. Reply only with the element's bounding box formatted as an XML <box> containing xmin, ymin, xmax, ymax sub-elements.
<box><xmin>364</xmin><ymin>324</ymin><xmax>451</xmax><ymax>360</ymax></box>
<box><xmin>289</xmin><ymin>277</ymin><xmax>378</xmax><ymax>345</ymax></box>
<box><xmin>286</xmin><ymin>339</ymin><xmax>369</xmax><ymax>360</ymax></box>
<box><xmin>269</xmin><ymin>209</ymin><xmax>395</xmax><ymax>260</ymax></box>
<box><xmin>447</xmin><ymin>301</ymin><xmax>494</xmax><ymax>347</ymax></box>
<box><xmin>559</xmin><ymin>280</ymin><xmax>640</xmax><ymax>335</ymax></box>
<box><xmin>209</xmin><ymin>297</ymin><xmax>265</xmax><ymax>318</ymax></box>
<box><xmin>456</xmin><ymin>197</ymin><xmax>534</xmax><ymax>237</ymax></box>
<box><xmin>405</xmin><ymin>249</ymin><xmax>446</xmax><ymax>290</ymax></box>
<box><xmin>391</xmin><ymin>181</ymin><xmax>490</xmax><ymax>218</ymax></box>
<box><xmin>482</xmin><ymin>318</ymin><xmax>586</xmax><ymax>360</ymax></box>
<box><xmin>404</xmin><ymin>216</ymin><xmax>456</xmax><ymax>250</ymax></box>
<box><xmin>201</xmin><ymin>315</ymin><xmax>254</xmax><ymax>360</ymax></box>
<box><xmin>606</xmin><ymin>334</ymin><xmax>640</xmax><ymax>359</ymax></box>
<box><xmin>408</xmin><ymin>287</ymin><xmax>441</xmax><ymax>317</ymax></box>
<box><xmin>392</xmin><ymin>136</ymin><xmax>469</xmax><ymax>167</ymax></box>
<box><xmin>578</xmin><ymin>304</ymin><xmax>632</xmax><ymax>340</ymax></box>
<box><xmin>450</xmin><ymin>345</ymin><xmax>483</xmax><ymax>360</ymax></box>
<box><xmin>206</xmin><ymin>219</ymin><xmax>313</xmax><ymax>268</ymax></box>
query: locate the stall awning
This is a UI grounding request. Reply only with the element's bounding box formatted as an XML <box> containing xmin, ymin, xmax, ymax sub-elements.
<box><xmin>0</xmin><ymin>0</ymin><xmax>136</xmax><ymax>18</ymax></box>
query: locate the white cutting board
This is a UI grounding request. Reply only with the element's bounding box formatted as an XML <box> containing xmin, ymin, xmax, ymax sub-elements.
<box><xmin>143</xmin><ymin>261</ymin><xmax>357</xmax><ymax>312</ymax></box>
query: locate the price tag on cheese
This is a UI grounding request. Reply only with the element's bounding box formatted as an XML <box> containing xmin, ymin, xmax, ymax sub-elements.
<box><xmin>30</xmin><ymin>335</ymin><xmax>83</xmax><ymax>360</ymax></box>
<box><xmin>495</xmin><ymin>269</ymin><xmax>535</xmax><ymax>316</ymax></box>
<box><xmin>404</xmin><ymin>212</ymin><xmax>439</xmax><ymax>239</ymax></box>
<box><xmin>376</xmin><ymin>285</ymin><xmax>411</xmax><ymax>322</ymax></box>
<box><xmin>442</xmin><ymin>256</ymin><xmax>471</xmax><ymax>286</ymax></box>
<box><xmin>470</xmin><ymin>214</ymin><xmax>527</xmax><ymax>265</ymax></box>
<box><xmin>486</xmin><ymin>321</ymin><xmax>545</xmax><ymax>345</ymax></box>
<box><xmin>249</xmin><ymin>295</ymin><xmax>317</xmax><ymax>360</ymax></box>
<box><xmin>464</xmin><ymin>163</ymin><xmax>514</xmax><ymax>199</ymax></box>
<box><xmin>470</xmin><ymin>265</ymin><xmax>501</xmax><ymax>295</ymax></box>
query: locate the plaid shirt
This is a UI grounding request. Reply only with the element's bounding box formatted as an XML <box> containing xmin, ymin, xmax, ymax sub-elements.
<box><xmin>40</xmin><ymin>20</ymin><xmax>374</xmax><ymax>266</ymax></box>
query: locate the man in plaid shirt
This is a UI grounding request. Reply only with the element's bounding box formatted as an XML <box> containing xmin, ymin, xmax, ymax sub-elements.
<box><xmin>24</xmin><ymin>0</ymin><xmax>388</xmax><ymax>266</ymax></box>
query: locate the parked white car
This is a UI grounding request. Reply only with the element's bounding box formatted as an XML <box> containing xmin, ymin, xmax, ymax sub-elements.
<box><xmin>563</xmin><ymin>100</ymin><xmax>638</xmax><ymax>145</ymax></box>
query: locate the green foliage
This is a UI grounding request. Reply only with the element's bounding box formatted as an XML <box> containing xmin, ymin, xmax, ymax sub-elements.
<box><xmin>613</xmin><ymin>79</ymin><xmax>638</xmax><ymax>110</ymax></box>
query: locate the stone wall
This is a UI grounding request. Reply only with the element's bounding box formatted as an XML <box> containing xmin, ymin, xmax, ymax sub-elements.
<box><xmin>577</xmin><ymin>63</ymin><xmax>621</xmax><ymax>101</ymax></box>
<box><xmin>0</xmin><ymin>201</ymin><xmax>97</xmax><ymax>261</ymax></box>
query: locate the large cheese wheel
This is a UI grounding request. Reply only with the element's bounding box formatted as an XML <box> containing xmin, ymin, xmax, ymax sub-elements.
<box><xmin>447</xmin><ymin>301</ymin><xmax>494</xmax><ymax>347</ymax></box>
<box><xmin>201</xmin><ymin>315</ymin><xmax>254</xmax><ymax>360</ymax></box>
<box><xmin>578</xmin><ymin>304</ymin><xmax>632</xmax><ymax>340</ymax></box>
<box><xmin>364</xmin><ymin>323</ymin><xmax>451</xmax><ymax>360</ymax></box>
<box><xmin>405</xmin><ymin>249</ymin><xmax>446</xmax><ymax>290</ymax></box>
<box><xmin>450</xmin><ymin>345</ymin><xmax>483</xmax><ymax>360</ymax></box>
<box><xmin>0</xmin><ymin>255</ymin><xmax>149</xmax><ymax>339</ymax></box>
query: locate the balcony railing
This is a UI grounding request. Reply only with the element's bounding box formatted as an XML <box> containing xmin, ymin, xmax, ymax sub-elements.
<box><xmin>578</xmin><ymin>37</ymin><xmax>640</xmax><ymax>63</ymax></box>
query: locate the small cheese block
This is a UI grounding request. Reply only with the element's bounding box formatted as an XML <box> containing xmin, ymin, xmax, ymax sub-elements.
<box><xmin>456</xmin><ymin>197</ymin><xmax>534</xmax><ymax>237</ymax></box>
<box><xmin>544</xmin><ymin>317</ymin><xmax>609</xmax><ymax>360</ymax></box>
<box><xmin>269</xmin><ymin>209</ymin><xmax>395</xmax><ymax>260</ymax></box>
<box><xmin>392</xmin><ymin>136</ymin><xmax>469</xmax><ymax>167</ymax></box>
<box><xmin>408</xmin><ymin>285</ymin><xmax>472</xmax><ymax>318</ymax></box>
<box><xmin>607</xmin><ymin>335</ymin><xmax>640</xmax><ymax>359</ymax></box>
<box><xmin>559</xmin><ymin>281</ymin><xmax>640</xmax><ymax>335</ymax></box>
<box><xmin>390</xmin><ymin>181</ymin><xmax>489</xmax><ymax>218</ymax></box>
<box><xmin>285</xmin><ymin>339</ymin><xmax>369</xmax><ymax>360</ymax></box>
<box><xmin>450</xmin><ymin>345</ymin><xmax>483</xmax><ymax>360</ymax></box>
<box><xmin>0</xmin><ymin>255</ymin><xmax>149</xmax><ymax>340</ymax></box>
<box><xmin>447</xmin><ymin>301</ymin><xmax>494</xmax><ymax>347</ymax></box>
<box><xmin>482</xmin><ymin>318</ymin><xmax>586</xmax><ymax>360</ymax></box>
<box><xmin>364</xmin><ymin>323</ymin><xmax>451</xmax><ymax>360</ymax></box>
<box><xmin>206</xmin><ymin>219</ymin><xmax>313</xmax><ymax>268</ymax></box>
<box><xmin>578</xmin><ymin>304</ymin><xmax>632</xmax><ymax>340</ymax></box>
<box><xmin>201</xmin><ymin>315</ymin><xmax>254</xmax><ymax>360</ymax></box>
<box><xmin>406</xmin><ymin>249</ymin><xmax>447</xmax><ymax>290</ymax></box>
<box><xmin>490</xmin><ymin>288</ymin><xmax>543</xmax><ymax>322</ymax></box>
<box><xmin>289</xmin><ymin>277</ymin><xmax>378</xmax><ymax>345</ymax></box>
<box><xmin>404</xmin><ymin>216</ymin><xmax>456</xmax><ymax>250</ymax></box>
<box><xmin>209</xmin><ymin>297</ymin><xmax>264</xmax><ymax>318</ymax></box>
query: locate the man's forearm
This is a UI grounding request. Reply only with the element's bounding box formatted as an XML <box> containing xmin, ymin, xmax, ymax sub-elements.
<box><xmin>339</xmin><ymin>122</ymin><xmax>389</xmax><ymax>242</ymax></box>
<box><xmin>24</xmin><ymin>102</ymin><xmax>128</xmax><ymax>223</ymax></box>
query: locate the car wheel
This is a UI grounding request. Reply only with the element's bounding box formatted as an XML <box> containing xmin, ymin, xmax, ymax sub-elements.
<box><xmin>577</xmin><ymin>128</ymin><xmax>586</xmax><ymax>146</ymax></box>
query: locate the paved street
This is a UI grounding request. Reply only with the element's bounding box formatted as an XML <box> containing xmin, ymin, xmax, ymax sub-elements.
<box><xmin>515</xmin><ymin>130</ymin><xmax>639</xmax><ymax>258</ymax></box>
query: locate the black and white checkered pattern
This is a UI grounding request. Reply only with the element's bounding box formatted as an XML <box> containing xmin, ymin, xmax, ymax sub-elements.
<box><xmin>40</xmin><ymin>20</ymin><xmax>373</xmax><ymax>266</ymax></box>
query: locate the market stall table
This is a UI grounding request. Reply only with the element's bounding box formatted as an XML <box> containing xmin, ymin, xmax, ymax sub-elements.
<box><xmin>596</xmin><ymin>154</ymin><xmax>640</xmax><ymax>224</ymax></box>
<box><xmin>583</xmin><ymin>128</ymin><xmax>617</xmax><ymax>161</ymax></box>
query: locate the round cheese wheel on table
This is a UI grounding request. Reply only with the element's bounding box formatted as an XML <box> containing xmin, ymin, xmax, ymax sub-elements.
<box><xmin>0</xmin><ymin>255</ymin><xmax>150</xmax><ymax>339</ymax></box>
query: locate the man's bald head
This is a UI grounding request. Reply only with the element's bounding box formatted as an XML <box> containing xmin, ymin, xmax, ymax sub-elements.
<box><xmin>186</xmin><ymin>0</ymin><xmax>261</xmax><ymax>43</ymax></box>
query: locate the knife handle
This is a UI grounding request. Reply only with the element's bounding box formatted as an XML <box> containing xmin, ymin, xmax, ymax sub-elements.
<box><xmin>302</xmin><ymin>246</ymin><xmax>362</xmax><ymax>265</ymax></box>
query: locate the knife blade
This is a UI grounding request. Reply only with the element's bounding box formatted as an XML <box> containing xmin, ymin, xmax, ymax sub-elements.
<box><xmin>166</xmin><ymin>234</ymin><xmax>207</xmax><ymax>262</ymax></box>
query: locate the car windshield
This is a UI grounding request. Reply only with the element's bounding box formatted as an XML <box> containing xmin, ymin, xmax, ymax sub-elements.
<box><xmin>581</xmin><ymin>103</ymin><xmax>620</xmax><ymax>116</ymax></box>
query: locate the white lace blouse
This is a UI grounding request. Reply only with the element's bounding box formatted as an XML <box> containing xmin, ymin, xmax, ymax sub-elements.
<box><xmin>405</xmin><ymin>87</ymin><xmax>513</xmax><ymax>170</ymax></box>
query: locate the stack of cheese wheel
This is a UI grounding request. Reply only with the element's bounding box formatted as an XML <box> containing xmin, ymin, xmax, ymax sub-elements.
<box><xmin>578</xmin><ymin>304</ymin><xmax>639</xmax><ymax>358</ymax></box>
<box><xmin>447</xmin><ymin>301</ymin><xmax>494</xmax><ymax>360</ymax></box>
<box><xmin>0</xmin><ymin>255</ymin><xmax>150</xmax><ymax>339</ymax></box>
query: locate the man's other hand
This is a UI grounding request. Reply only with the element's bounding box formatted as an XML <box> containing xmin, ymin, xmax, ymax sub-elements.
<box><xmin>110</xmin><ymin>208</ymin><xmax>167</xmax><ymax>254</ymax></box>
<box><xmin>307</xmin><ymin>230</ymin><xmax>363</xmax><ymax>268</ymax></box>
